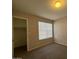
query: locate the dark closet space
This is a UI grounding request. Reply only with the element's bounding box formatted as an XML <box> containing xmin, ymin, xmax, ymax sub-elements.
<box><xmin>13</xmin><ymin>17</ymin><xmax>27</xmax><ymax>57</ymax></box>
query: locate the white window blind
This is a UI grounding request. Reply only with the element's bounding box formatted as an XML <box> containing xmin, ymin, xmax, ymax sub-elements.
<box><xmin>38</xmin><ymin>21</ymin><xmax>53</xmax><ymax>40</ymax></box>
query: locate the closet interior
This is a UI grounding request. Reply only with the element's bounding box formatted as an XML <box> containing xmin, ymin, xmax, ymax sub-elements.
<box><xmin>13</xmin><ymin>17</ymin><xmax>27</xmax><ymax>56</ymax></box>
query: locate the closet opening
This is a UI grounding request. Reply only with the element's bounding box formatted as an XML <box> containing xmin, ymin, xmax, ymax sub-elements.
<box><xmin>12</xmin><ymin>16</ymin><xmax>27</xmax><ymax>57</ymax></box>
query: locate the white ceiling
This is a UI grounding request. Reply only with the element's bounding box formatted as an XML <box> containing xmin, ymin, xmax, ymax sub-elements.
<box><xmin>13</xmin><ymin>0</ymin><xmax>67</xmax><ymax>20</ymax></box>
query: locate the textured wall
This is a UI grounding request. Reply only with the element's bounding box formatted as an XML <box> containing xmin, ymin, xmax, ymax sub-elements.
<box><xmin>27</xmin><ymin>15</ymin><xmax>54</xmax><ymax>51</ymax></box>
<box><xmin>54</xmin><ymin>17</ymin><xmax>67</xmax><ymax>46</ymax></box>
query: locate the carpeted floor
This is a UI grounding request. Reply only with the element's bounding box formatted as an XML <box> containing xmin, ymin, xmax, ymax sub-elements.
<box><xmin>14</xmin><ymin>43</ymin><xmax>67</xmax><ymax>59</ymax></box>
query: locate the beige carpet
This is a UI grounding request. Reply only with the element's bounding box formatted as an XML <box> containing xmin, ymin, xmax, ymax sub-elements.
<box><xmin>14</xmin><ymin>43</ymin><xmax>67</xmax><ymax>59</ymax></box>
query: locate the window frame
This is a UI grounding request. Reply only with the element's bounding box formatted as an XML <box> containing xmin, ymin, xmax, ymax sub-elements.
<box><xmin>38</xmin><ymin>21</ymin><xmax>53</xmax><ymax>40</ymax></box>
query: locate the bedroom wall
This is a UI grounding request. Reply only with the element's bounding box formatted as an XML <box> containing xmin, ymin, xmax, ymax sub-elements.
<box><xmin>13</xmin><ymin>11</ymin><xmax>54</xmax><ymax>51</ymax></box>
<box><xmin>54</xmin><ymin>16</ymin><xmax>67</xmax><ymax>46</ymax></box>
<box><xmin>27</xmin><ymin>15</ymin><xmax>54</xmax><ymax>51</ymax></box>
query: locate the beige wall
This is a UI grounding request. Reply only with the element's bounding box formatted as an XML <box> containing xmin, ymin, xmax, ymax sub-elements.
<box><xmin>13</xmin><ymin>28</ymin><xmax>26</xmax><ymax>48</ymax></box>
<box><xmin>13</xmin><ymin>11</ymin><xmax>54</xmax><ymax>51</ymax></box>
<box><xmin>54</xmin><ymin>16</ymin><xmax>67</xmax><ymax>46</ymax></box>
<box><xmin>27</xmin><ymin>15</ymin><xmax>54</xmax><ymax>51</ymax></box>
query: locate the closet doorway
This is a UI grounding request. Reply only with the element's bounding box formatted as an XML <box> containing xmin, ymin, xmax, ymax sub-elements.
<box><xmin>12</xmin><ymin>16</ymin><xmax>27</xmax><ymax>57</ymax></box>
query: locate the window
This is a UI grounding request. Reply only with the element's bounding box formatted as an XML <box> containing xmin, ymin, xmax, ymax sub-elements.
<box><xmin>38</xmin><ymin>21</ymin><xmax>53</xmax><ymax>40</ymax></box>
